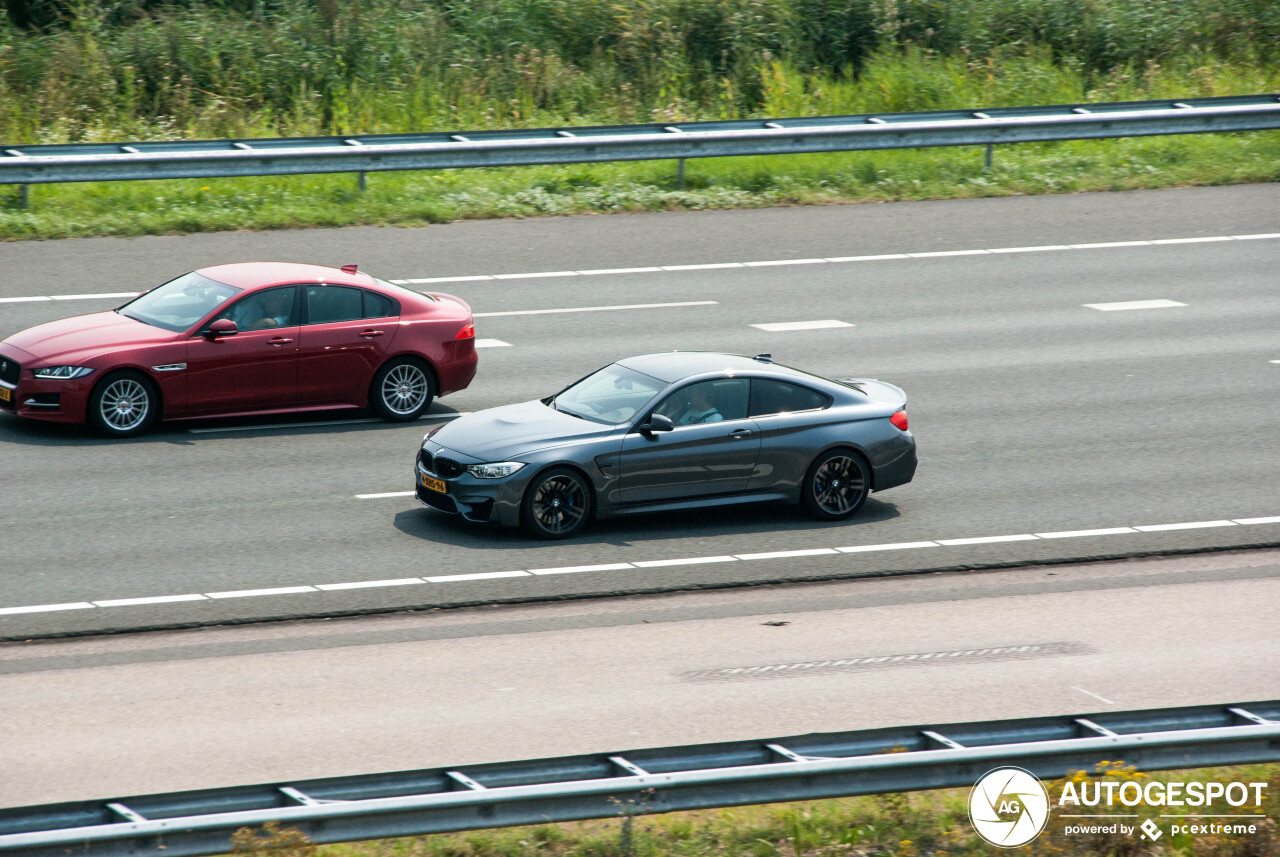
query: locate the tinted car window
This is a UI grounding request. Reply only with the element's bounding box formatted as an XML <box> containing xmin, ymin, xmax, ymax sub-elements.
<box><xmin>749</xmin><ymin>379</ymin><xmax>831</xmax><ymax>417</ymax></box>
<box><xmin>306</xmin><ymin>285</ymin><xmax>363</xmax><ymax>324</ymax></box>
<box><xmin>553</xmin><ymin>364</ymin><xmax>665</xmax><ymax>424</ymax></box>
<box><xmin>363</xmin><ymin>290</ymin><xmax>398</xmax><ymax>319</ymax></box>
<box><xmin>653</xmin><ymin>379</ymin><xmax>749</xmax><ymax>425</ymax></box>
<box><xmin>214</xmin><ymin>286</ymin><xmax>298</xmax><ymax>331</ymax></box>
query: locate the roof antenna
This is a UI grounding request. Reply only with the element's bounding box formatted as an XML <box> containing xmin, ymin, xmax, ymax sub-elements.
<box><xmin>753</xmin><ymin>353</ymin><xmax>772</xmax><ymax>363</ymax></box>
<box><xmin>341</xmin><ymin>264</ymin><xmax>359</xmax><ymax>274</ymax></box>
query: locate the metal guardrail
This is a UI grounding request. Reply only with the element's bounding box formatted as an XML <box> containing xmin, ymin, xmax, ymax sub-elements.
<box><xmin>1</xmin><ymin>701</ymin><xmax>1277</xmax><ymax>857</ymax></box>
<box><xmin>2</xmin><ymin>95</ymin><xmax>1279</xmax><ymax>187</ymax></box>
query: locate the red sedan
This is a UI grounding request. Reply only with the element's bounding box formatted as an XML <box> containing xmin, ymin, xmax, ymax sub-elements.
<box><xmin>0</xmin><ymin>262</ymin><xmax>477</xmax><ymax>437</ymax></box>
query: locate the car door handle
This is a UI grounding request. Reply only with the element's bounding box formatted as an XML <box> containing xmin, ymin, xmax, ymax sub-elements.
<box><xmin>267</xmin><ymin>337</ymin><xmax>294</xmax><ymax>345</ymax></box>
<box><xmin>359</xmin><ymin>329</ymin><xmax>385</xmax><ymax>338</ymax></box>
<box><xmin>729</xmin><ymin>428</ymin><xmax>753</xmax><ymax>438</ymax></box>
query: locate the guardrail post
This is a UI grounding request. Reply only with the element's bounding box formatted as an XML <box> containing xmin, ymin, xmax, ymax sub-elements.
<box><xmin>357</xmin><ymin>172</ymin><xmax>367</xmax><ymax>192</ymax></box>
<box><xmin>18</xmin><ymin>184</ymin><xmax>29</xmax><ymax>209</ymax></box>
<box><xmin>984</xmin><ymin>144</ymin><xmax>993</xmax><ymax>170</ymax></box>
<box><xmin>676</xmin><ymin>158</ymin><xmax>686</xmax><ymax>189</ymax></box>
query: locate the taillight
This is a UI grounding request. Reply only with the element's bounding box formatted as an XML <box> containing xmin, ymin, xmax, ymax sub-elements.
<box><xmin>890</xmin><ymin>410</ymin><xmax>909</xmax><ymax>431</ymax></box>
<box><xmin>454</xmin><ymin>322</ymin><xmax>475</xmax><ymax>340</ymax></box>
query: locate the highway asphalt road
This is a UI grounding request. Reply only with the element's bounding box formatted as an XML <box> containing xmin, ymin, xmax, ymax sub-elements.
<box><xmin>0</xmin><ymin>183</ymin><xmax>1278</xmax><ymax>638</ymax></box>
<box><xmin>2</xmin><ymin>548</ymin><xmax>1278</xmax><ymax>806</ymax></box>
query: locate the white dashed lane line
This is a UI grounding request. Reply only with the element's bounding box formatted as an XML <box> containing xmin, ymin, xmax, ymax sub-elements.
<box><xmin>751</xmin><ymin>320</ymin><xmax>853</xmax><ymax>332</ymax></box>
<box><xmin>474</xmin><ymin>339</ymin><xmax>512</xmax><ymax>348</ymax></box>
<box><xmin>1084</xmin><ymin>299</ymin><xmax>1187</xmax><ymax>311</ymax></box>
<box><xmin>475</xmin><ymin>300</ymin><xmax>716</xmax><ymax>318</ymax></box>
<box><xmin>3</xmin><ymin>515</ymin><xmax>1277</xmax><ymax>617</ymax></box>
<box><xmin>188</xmin><ymin>412</ymin><xmax>468</xmax><ymax>435</ymax></box>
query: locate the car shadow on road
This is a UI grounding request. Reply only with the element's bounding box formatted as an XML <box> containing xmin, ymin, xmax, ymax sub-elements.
<box><xmin>392</xmin><ymin>496</ymin><xmax>902</xmax><ymax>553</ymax></box>
<box><xmin>0</xmin><ymin>407</ymin><xmax>464</xmax><ymax>447</ymax></box>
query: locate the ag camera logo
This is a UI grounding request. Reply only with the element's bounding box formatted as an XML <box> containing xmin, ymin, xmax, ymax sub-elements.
<box><xmin>969</xmin><ymin>767</ymin><xmax>1051</xmax><ymax>847</ymax></box>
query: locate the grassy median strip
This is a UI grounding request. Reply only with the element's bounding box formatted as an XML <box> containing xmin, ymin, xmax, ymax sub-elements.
<box><xmin>228</xmin><ymin>763</ymin><xmax>1280</xmax><ymax>857</ymax></box>
<box><xmin>2</xmin><ymin>0</ymin><xmax>1279</xmax><ymax>239</ymax></box>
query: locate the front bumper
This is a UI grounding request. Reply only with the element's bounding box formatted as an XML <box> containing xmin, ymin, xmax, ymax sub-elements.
<box><xmin>0</xmin><ymin>345</ymin><xmax>91</xmax><ymax>424</ymax></box>
<box><xmin>414</xmin><ymin>443</ymin><xmax>525</xmax><ymax>526</ymax></box>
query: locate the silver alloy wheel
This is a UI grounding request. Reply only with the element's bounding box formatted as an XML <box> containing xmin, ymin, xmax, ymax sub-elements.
<box><xmin>811</xmin><ymin>454</ymin><xmax>867</xmax><ymax>515</ymax></box>
<box><xmin>381</xmin><ymin>363</ymin><xmax>429</xmax><ymax>415</ymax></box>
<box><xmin>99</xmin><ymin>378</ymin><xmax>151</xmax><ymax>432</ymax></box>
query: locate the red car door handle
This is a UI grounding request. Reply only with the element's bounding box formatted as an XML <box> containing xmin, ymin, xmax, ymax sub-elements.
<box><xmin>360</xmin><ymin>329</ymin><xmax>385</xmax><ymax>338</ymax></box>
<box><xmin>267</xmin><ymin>337</ymin><xmax>294</xmax><ymax>345</ymax></box>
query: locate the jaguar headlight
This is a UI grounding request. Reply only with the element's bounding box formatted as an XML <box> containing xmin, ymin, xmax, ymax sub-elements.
<box><xmin>32</xmin><ymin>366</ymin><xmax>95</xmax><ymax>380</ymax></box>
<box><xmin>466</xmin><ymin>462</ymin><xmax>525</xmax><ymax>479</ymax></box>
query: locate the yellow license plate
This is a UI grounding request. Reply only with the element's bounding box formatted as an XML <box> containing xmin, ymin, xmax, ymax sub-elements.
<box><xmin>0</xmin><ymin>387</ymin><xmax>10</xmax><ymax>403</ymax></box>
<box><xmin>419</xmin><ymin>473</ymin><xmax>446</xmax><ymax>494</ymax></box>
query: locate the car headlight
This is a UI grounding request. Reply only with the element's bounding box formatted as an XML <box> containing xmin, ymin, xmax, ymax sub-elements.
<box><xmin>466</xmin><ymin>462</ymin><xmax>525</xmax><ymax>479</ymax></box>
<box><xmin>32</xmin><ymin>366</ymin><xmax>95</xmax><ymax>380</ymax></box>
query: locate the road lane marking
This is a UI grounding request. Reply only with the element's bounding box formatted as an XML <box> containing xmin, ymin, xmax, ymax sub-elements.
<box><xmin>936</xmin><ymin>534</ymin><xmax>1038</xmax><ymax>545</ymax></box>
<box><xmin>1072</xmin><ymin>686</ymin><xmax>1117</xmax><ymax>705</ymax></box>
<box><xmin>735</xmin><ymin>548</ymin><xmax>840</xmax><ymax>560</ymax></box>
<box><xmin>1083</xmin><ymin>299</ymin><xmax>1187</xmax><ymax>311</ymax></box>
<box><xmin>632</xmin><ymin>555</ymin><xmax>739</xmax><ymax>568</ymax></box>
<box><xmin>0</xmin><ymin>602</ymin><xmax>96</xmax><ymax>615</ymax></box>
<box><xmin>206</xmin><ymin>586</ymin><xmax>319</xmax><ymax>599</ymax></box>
<box><xmin>424</xmin><ymin>570</ymin><xmax>530</xmax><ymax>582</ymax></box>
<box><xmin>356</xmin><ymin>491</ymin><xmax>418</xmax><ymax>499</ymax></box>
<box><xmin>315</xmin><ymin>579</ymin><xmax>425</xmax><ymax>591</ymax></box>
<box><xmin>5</xmin><ymin>232</ymin><xmax>1277</xmax><ymax>305</ymax></box>
<box><xmin>92</xmin><ymin>594</ymin><xmax>208</xmax><ymax>607</ymax></box>
<box><xmin>4</xmin><ymin>513</ymin><xmax>1276</xmax><ymax>618</ymax></box>
<box><xmin>835</xmin><ymin>541</ymin><xmax>939</xmax><ymax>553</ymax></box>
<box><xmin>751</xmin><ymin>320</ymin><xmax>853</xmax><ymax>332</ymax></box>
<box><xmin>1035</xmin><ymin>527</ymin><xmax>1137</xmax><ymax>539</ymax></box>
<box><xmin>473</xmin><ymin>339</ymin><xmax>512</xmax><ymax>348</ymax></box>
<box><xmin>475</xmin><ymin>300</ymin><xmax>716</xmax><ymax>318</ymax></box>
<box><xmin>527</xmin><ymin>562</ymin><xmax>634</xmax><ymax>575</ymax></box>
<box><xmin>1134</xmin><ymin>520</ymin><xmax>1237</xmax><ymax>531</ymax></box>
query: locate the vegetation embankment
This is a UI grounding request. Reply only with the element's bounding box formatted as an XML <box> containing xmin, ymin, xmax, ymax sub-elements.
<box><xmin>233</xmin><ymin>763</ymin><xmax>1280</xmax><ymax>857</ymax></box>
<box><xmin>1</xmin><ymin>0</ymin><xmax>1278</xmax><ymax>239</ymax></box>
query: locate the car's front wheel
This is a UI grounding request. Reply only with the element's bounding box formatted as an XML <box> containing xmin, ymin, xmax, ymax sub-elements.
<box><xmin>87</xmin><ymin>370</ymin><xmax>158</xmax><ymax>438</ymax></box>
<box><xmin>522</xmin><ymin>468</ymin><xmax>592</xmax><ymax>539</ymax></box>
<box><xmin>370</xmin><ymin>357</ymin><xmax>434</xmax><ymax>421</ymax></box>
<box><xmin>802</xmin><ymin>448</ymin><xmax>870</xmax><ymax>520</ymax></box>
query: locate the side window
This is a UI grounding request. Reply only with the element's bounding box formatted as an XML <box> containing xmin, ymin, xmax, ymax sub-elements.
<box><xmin>749</xmin><ymin>379</ymin><xmax>831</xmax><ymax>417</ymax></box>
<box><xmin>362</xmin><ymin>290</ymin><xmax>398</xmax><ymax>319</ymax></box>
<box><xmin>652</xmin><ymin>379</ymin><xmax>749</xmax><ymax>426</ymax></box>
<box><xmin>214</xmin><ymin>286</ymin><xmax>297</xmax><ymax>331</ymax></box>
<box><xmin>305</xmin><ymin>285</ymin><xmax>363</xmax><ymax>325</ymax></box>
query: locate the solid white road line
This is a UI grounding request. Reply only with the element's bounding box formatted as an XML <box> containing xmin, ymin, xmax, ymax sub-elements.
<box><xmin>751</xmin><ymin>320</ymin><xmax>853</xmax><ymax>332</ymax></box>
<box><xmin>4</xmin><ymin>513</ymin><xmax>1277</xmax><ymax>617</ymax></box>
<box><xmin>1134</xmin><ymin>520</ymin><xmax>1237</xmax><ymax>532</ymax></box>
<box><xmin>474</xmin><ymin>339</ymin><xmax>512</xmax><ymax>348</ymax></box>
<box><xmin>1035</xmin><ymin>527</ymin><xmax>1137</xmax><ymax>539</ymax></box>
<box><xmin>191</xmin><ymin>413</ymin><xmax>467</xmax><ymax>435</ymax></box>
<box><xmin>475</xmin><ymin>300</ymin><xmax>716</xmax><ymax>318</ymax></box>
<box><xmin>50</xmin><ymin>292</ymin><xmax>137</xmax><ymax>301</ymax></box>
<box><xmin>1084</xmin><ymin>299</ymin><xmax>1187</xmax><ymax>311</ymax></box>
<box><xmin>355</xmin><ymin>491</ymin><xmax>418</xmax><ymax>500</ymax></box>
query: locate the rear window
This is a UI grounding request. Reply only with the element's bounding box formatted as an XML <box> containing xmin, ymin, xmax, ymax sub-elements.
<box><xmin>749</xmin><ymin>379</ymin><xmax>831</xmax><ymax>417</ymax></box>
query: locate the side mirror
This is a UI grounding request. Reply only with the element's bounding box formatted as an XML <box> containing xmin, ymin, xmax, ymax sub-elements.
<box><xmin>640</xmin><ymin>413</ymin><xmax>674</xmax><ymax>437</ymax></box>
<box><xmin>206</xmin><ymin>318</ymin><xmax>238</xmax><ymax>338</ymax></box>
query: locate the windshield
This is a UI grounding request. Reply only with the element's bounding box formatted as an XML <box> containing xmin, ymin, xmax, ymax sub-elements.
<box><xmin>552</xmin><ymin>364</ymin><xmax>666</xmax><ymax>424</ymax></box>
<box><xmin>119</xmin><ymin>271</ymin><xmax>241</xmax><ymax>332</ymax></box>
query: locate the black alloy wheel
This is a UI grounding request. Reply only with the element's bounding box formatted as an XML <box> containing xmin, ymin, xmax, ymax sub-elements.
<box><xmin>802</xmin><ymin>449</ymin><xmax>870</xmax><ymax>520</ymax></box>
<box><xmin>522</xmin><ymin>468</ymin><xmax>591</xmax><ymax>539</ymax></box>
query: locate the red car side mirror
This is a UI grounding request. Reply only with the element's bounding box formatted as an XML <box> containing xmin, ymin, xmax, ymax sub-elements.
<box><xmin>206</xmin><ymin>318</ymin><xmax>238</xmax><ymax>338</ymax></box>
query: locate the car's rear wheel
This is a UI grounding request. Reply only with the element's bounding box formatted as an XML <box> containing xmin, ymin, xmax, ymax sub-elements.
<box><xmin>802</xmin><ymin>448</ymin><xmax>870</xmax><ymax>520</ymax></box>
<box><xmin>522</xmin><ymin>468</ymin><xmax>592</xmax><ymax>539</ymax></box>
<box><xmin>88</xmin><ymin>370</ymin><xmax>158</xmax><ymax>438</ymax></box>
<box><xmin>371</xmin><ymin>357</ymin><xmax>434</xmax><ymax>421</ymax></box>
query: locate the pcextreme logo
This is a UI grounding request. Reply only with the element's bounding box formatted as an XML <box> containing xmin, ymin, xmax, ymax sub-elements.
<box><xmin>968</xmin><ymin>767</ymin><xmax>1051</xmax><ymax>847</ymax></box>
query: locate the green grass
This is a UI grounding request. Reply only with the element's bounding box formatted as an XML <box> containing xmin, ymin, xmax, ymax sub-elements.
<box><xmin>232</xmin><ymin>763</ymin><xmax>1280</xmax><ymax>857</ymax></box>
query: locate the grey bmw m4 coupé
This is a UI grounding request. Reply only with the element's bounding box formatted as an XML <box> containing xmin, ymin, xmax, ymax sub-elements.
<box><xmin>415</xmin><ymin>352</ymin><xmax>916</xmax><ymax>539</ymax></box>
